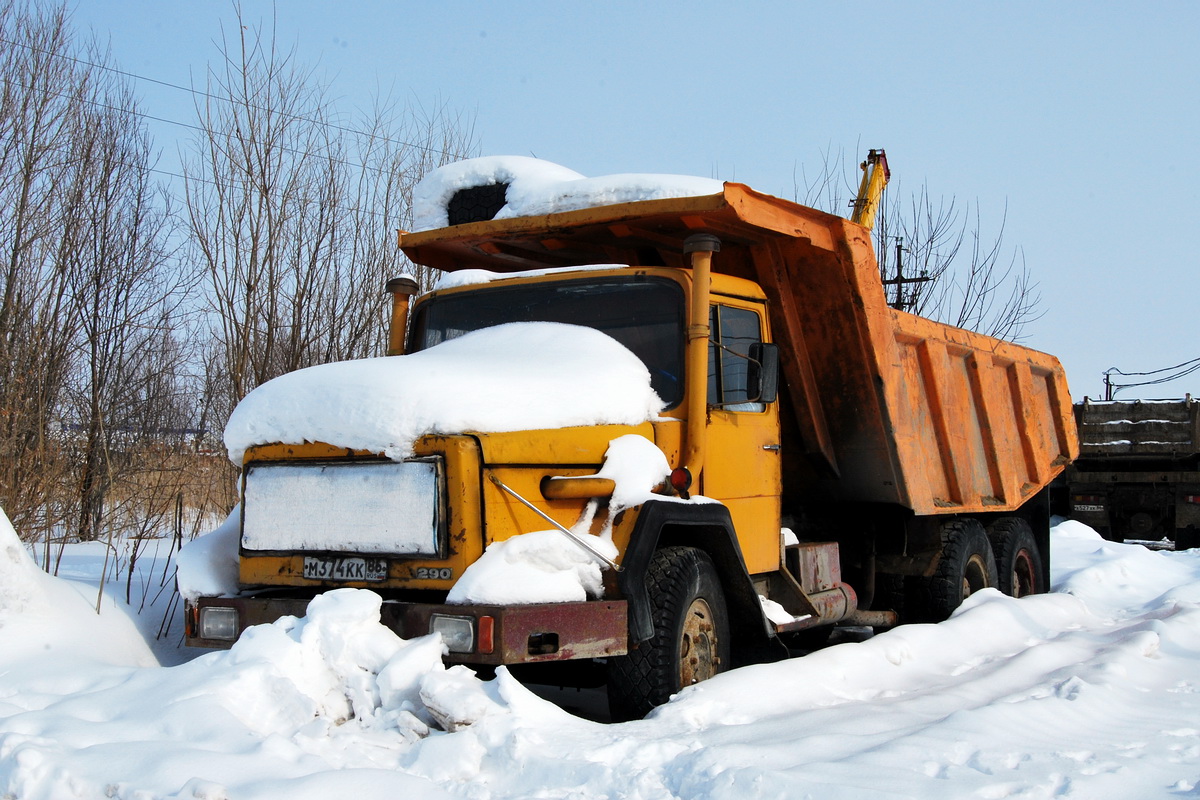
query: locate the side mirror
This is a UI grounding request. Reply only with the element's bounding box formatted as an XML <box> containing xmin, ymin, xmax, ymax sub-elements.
<box><xmin>747</xmin><ymin>342</ymin><xmax>779</xmax><ymax>403</ymax></box>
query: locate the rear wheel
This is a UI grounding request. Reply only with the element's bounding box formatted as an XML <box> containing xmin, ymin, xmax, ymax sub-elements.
<box><xmin>607</xmin><ymin>546</ymin><xmax>730</xmax><ymax>721</ymax></box>
<box><xmin>988</xmin><ymin>518</ymin><xmax>1044</xmax><ymax>597</ymax></box>
<box><xmin>909</xmin><ymin>519</ymin><xmax>999</xmax><ymax>622</ymax></box>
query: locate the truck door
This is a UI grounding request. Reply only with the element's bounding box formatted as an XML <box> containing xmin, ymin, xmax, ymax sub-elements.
<box><xmin>703</xmin><ymin>300</ymin><xmax>782</xmax><ymax>574</ymax></box>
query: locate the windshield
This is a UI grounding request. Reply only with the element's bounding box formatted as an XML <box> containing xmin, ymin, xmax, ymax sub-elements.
<box><xmin>410</xmin><ymin>276</ymin><xmax>686</xmax><ymax>407</ymax></box>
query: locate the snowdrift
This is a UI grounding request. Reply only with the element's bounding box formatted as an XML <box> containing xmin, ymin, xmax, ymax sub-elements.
<box><xmin>3</xmin><ymin>511</ymin><xmax>1200</xmax><ymax>798</ymax></box>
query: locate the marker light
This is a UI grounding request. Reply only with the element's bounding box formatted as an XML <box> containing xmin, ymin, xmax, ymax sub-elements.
<box><xmin>670</xmin><ymin>467</ymin><xmax>693</xmax><ymax>499</ymax></box>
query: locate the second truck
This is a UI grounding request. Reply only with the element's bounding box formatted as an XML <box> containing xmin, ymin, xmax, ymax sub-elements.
<box><xmin>185</xmin><ymin>154</ymin><xmax>1078</xmax><ymax>719</ymax></box>
<box><xmin>1065</xmin><ymin>397</ymin><xmax>1200</xmax><ymax>549</ymax></box>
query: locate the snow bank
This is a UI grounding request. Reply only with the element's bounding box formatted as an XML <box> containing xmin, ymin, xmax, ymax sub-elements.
<box><xmin>225</xmin><ymin>322</ymin><xmax>664</xmax><ymax>464</ymax></box>
<box><xmin>215</xmin><ymin>589</ymin><xmax>485</xmax><ymax>738</ymax></box>
<box><xmin>412</xmin><ymin>155</ymin><xmax>723</xmax><ymax>231</ymax></box>
<box><xmin>1049</xmin><ymin>518</ymin><xmax>1200</xmax><ymax>615</ymax></box>
<box><xmin>0</xmin><ymin>584</ymin><xmax>559</xmax><ymax>798</ymax></box>
<box><xmin>0</xmin><ymin>505</ymin><xmax>41</xmax><ymax>615</ymax></box>
<box><xmin>6</xmin><ymin>519</ymin><xmax>1200</xmax><ymax>798</ymax></box>
<box><xmin>0</xmin><ymin>506</ymin><xmax>156</xmax><ymax>668</ymax></box>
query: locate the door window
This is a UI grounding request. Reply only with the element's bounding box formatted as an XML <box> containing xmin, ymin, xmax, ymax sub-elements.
<box><xmin>707</xmin><ymin>305</ymin><xmax>764</xmax><ymax>412</ymax></box>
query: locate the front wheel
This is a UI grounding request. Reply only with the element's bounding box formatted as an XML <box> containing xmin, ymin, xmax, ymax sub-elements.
<box><xmin>607</xmin><ymin>546</ymin><xmax>730</xmax><ymax>721</ymax></box>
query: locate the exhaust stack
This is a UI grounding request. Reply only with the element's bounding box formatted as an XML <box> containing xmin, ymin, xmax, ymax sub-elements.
<box><xmin>385</xmin><ymin>276</ymin><xmax>421</xmax><ymax>356</ymax></box>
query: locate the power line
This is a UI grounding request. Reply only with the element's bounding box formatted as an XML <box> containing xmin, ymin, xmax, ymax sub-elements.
<box><xmin>0</xmin><ymin>75</ymin><xmax>419</xmax><ymax>183</ymax></box>
<box><xmin>1105</xmin><ymin>356</ymin><xmax>1200</xmax><ymax>378</ymax></box>
<box><xmin>1103</xmin><ymin>357</ymin><xmax>1200</xmax><ymax>399</ymax></box>
<box><xmin>0</xmin><ymin>126</ymin><xmax>407</xmax><ymax>225</ymax></box>
<box><xmin>0</xmin><ymin>73</ymin><xmax>427</xmax><ymax>223</ymax></box>
<box><xmin>0</xmin><ymin>33</ymin><xmax>472</xmax><ymax>160</ymax></box>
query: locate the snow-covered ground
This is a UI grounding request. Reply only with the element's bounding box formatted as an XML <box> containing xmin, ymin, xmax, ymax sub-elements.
<box><xmin>2</xmin><ymin>509</ymin><xmax>1199</xmax><ymax>799</ymax></box>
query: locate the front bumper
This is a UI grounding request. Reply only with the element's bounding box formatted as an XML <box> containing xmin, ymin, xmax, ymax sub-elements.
<box><xmin>185</xmin><ymin>595</ymin><xmax>629</xmax><ymax>665</ymax></box>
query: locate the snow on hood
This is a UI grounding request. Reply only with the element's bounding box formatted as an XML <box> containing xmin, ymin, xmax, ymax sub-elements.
<box><xmin>224</xmin><ymin>322</ymin><xmax>665</xmax><ymax>464</ymax></box>
<box><xmin>432</xmin><ymin>264</ymin><xmax>628</xmax><ymax>292</ymax></box>
<box><xmin>412</xmin><ymin>155</ymin><xmax>724</xmax><ymax>232</ymax></box>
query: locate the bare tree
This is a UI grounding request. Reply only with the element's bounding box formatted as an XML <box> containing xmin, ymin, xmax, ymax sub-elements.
<box><xmin>183</xmin><ymin>8</ymin><xmax>477</xmax><ymax>428</ymax></box>
<box><xmin>795</xmin><ymin>147</ymin><xmax>1041</xmax><ymax>341</ymax></box>
<box><xmin>0</xmin><ymin>1</ymin><xmax>476</xmax><ymax>548</ymax></box>
<box><xmin>0</xmin><ymin>0</ymin><xmax>100</xmax><ymax>539</ymax></box>
<box><xmin>61</xmin><ymin>72</ymin><xmax>186</xmax><ymax>542</ymax></box>
<box><xmin>0</xmin><ymin>0</ymin><xmax>191</xmax><ymax>545</ymax></box>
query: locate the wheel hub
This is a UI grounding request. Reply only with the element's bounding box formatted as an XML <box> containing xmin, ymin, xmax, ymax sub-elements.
<box><xmin>1011</xmin><ymin>550</ymin><xmax>1035</xmax><ymax>597</ymax></box>
<box><xmin>962</xmin><ymin>553</ymin><xmax>990</xmax><ymax>598</ymax></box>
<box><xmin>680</xmin><ymin>597</ymin><xmax>719</xmax><ymax>686</ymax></box>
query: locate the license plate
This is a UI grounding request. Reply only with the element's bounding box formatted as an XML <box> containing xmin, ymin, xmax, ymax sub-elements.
<box><xmin>302</xmin><ymin>556</ymin><xmax>387</xmax><ymax>582</ymax></box>
<box><xmin>1074</xmin><ymin>504</ymin><xmax>1105</xmax><ymax>512</ymax></box>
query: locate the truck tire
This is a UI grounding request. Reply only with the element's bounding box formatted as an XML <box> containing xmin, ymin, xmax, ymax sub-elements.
<box><xmin>607</xmin><ymin>546</ymin><xmax>730</xmax><ymax>721</ymax></box>
<box><xmin>987</xmin><ymin>518</ymin><xmax>1044</xmax><ymax>597</ymax></box>
<box><xmin>908</xmin><ymin>519</ymin><xmax>999</xmax><ymax>622</ymax></box>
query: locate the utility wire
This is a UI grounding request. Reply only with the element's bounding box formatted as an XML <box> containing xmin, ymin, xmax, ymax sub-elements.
<box><xmin>0</xmin><ymin>75</ymin><xmax>418</xmax><ymax>183</ymax></box>
<box><xmin>0</xmin><ymin>76</ymin><xmax>425</xmax><ymax>223</ymax></box>
<box><xmin>1105</xmin><ymin>356</ymin><xmax>1200</xmax><ymax>378</ymax></box>
<box><xmin>1104</xmin><ymin>357</ymin><xmax>1200</xmax><ymax>398</ymax></box>
<box><xmin>0</xmin><ymin>33</ymin><xmax>471</xmax><ymax>160</ymax></box>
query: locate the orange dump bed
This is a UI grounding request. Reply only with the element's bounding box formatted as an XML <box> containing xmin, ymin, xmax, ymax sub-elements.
<box><xmin>400</xmin><ymin>183</ymin><xmax>1078</xmax><ymax>516</ymax></box>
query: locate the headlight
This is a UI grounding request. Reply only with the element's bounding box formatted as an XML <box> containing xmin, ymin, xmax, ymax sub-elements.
<box><xmin>199</xmin><ymin>606</ymin><xmax>240</xmax><ymax>640</ymax></box>
<box><xmin>429</xmin><ymin>614</ymin><xmax>475</xmax><ymax>653</ymax></box>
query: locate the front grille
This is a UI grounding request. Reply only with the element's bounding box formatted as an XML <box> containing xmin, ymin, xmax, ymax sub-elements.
<box><xmin>241</xmin><ymin>458</ymin><xmax>444</xmax><ymax>556</ymax></box>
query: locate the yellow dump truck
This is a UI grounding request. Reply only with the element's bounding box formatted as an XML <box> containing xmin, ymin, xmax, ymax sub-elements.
<box><xmin>186</xmin><ymin>159</ymin><xmax>1077</xmax><ymax>719</ymax></box>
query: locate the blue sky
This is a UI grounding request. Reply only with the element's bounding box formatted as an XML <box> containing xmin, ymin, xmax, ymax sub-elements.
<box><xmin>70</xmin><ymin>1</ymin><xmax>1200</xmax><ymax>400</ymax></box>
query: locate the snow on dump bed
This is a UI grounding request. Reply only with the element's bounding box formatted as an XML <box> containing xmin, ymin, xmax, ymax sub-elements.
<box><xmin>411</xmin><ymin>155</ymin><xmax>724</xmax><ymax>231</ymax></box>
<box><xmin>224</xmin><ymin>322</ymin><xmax>664</xmax><ymax>464</ymax></box>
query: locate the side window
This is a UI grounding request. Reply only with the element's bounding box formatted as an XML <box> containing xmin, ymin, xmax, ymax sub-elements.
<box><xmin>707</xmin><ymin>305</ymin><xmax>765</xmax><ymax>411</ymax></box>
